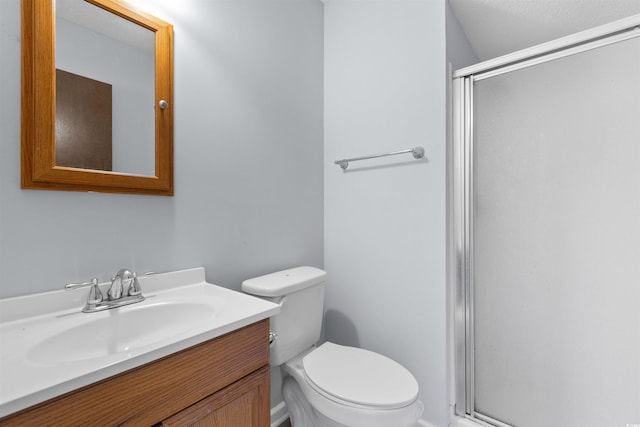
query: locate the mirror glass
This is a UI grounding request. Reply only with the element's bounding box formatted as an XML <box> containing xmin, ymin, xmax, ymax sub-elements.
<box><xmin>55</xmin><ymin>0</ymin><xmax>155</xmax><ymax>176</ymax></box>
<box><xmin>21</xmin><ymin>0</ymin><xmax>173</xmax><ymax>196</ymax></box>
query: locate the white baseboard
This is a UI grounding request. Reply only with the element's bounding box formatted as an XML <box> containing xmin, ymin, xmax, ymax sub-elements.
<box><xmin>271</xmin><ymin>401</ymin><xmax>289</xmax><ymax>427</ymax></box>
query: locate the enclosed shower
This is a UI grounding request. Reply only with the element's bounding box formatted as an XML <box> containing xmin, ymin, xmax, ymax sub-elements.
<box><xmin>451</xmin><ymin>15</ymin><xmax>640</xmax><ymax>427</ymax></box>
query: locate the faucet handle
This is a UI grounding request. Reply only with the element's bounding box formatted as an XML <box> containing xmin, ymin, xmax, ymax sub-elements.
<box><xmin>65</xmin><ymin>278</ymin><xmax>104</xmax><ymax>306</ymax></box>
<box><xmin>65</xmin><ymin>277</ymin><xmax>99</xmax><ymax>291</ymax></box>
<box><xmin>86</xmin><ymin>278</ymin><xmax>104</xmax><ymax>305</ymax></box>
<box><xmin>128</xmin><ymin>272</ymin><xmax>142</xmax><ymax>296</ymax></box>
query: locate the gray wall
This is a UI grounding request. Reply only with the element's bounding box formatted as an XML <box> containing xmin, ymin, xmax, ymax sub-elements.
<box><xmin>0</xmin><ymin>0</ymin><xmax>324</xmax><ymax>298</ymax></box>
<box><xmin>323</xmin><ymin>1</ymin><xmax>448</xmax><ymax>425</ymax></box>
<box><xmin>446</xmin><ymin>0</ymin><xmax>478</xmax><ymax>70</ymax></box>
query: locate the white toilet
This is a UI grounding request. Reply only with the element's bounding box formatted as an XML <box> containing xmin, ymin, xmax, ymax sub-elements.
<box><xmin>242</xmin><ymin>266</ymin><xmax>424</xmax><ymax>427</ymax></box>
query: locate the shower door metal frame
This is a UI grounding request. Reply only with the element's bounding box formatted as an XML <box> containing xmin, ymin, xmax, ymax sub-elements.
<box><xmin>450</xmin><ymin>14</ymin><xmax>640</xmax><ymax>426</ymax></box>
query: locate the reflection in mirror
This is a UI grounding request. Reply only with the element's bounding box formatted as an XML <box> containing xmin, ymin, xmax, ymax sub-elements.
<box><xmin>21</xmin><ymin>0</ymin><xmax>173</xmax><ymax>196</ymax></box>
<box><xmin>56</xmin><ymin>69</ymin><xmax>113</xmax><ymax>171</ymax></box>
<box><xmin>55</xmin><ymin>0</ymin><xmax>155</xmax><ymax>176</ymax></box>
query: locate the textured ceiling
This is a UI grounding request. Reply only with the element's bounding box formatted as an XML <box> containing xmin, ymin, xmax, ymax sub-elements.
<box><xmin>449</xmin><ymin>0</ymin><xmax>640</xmax><ymax>60</ymax></box>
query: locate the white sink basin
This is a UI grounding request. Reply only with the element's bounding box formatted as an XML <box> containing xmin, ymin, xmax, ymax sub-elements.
<box><xmin>0</xmin><ymin>267</ymin><xmax>280</xmax><ymax>418</ymax></box>
<box><xmin>27</xmin><ymin>301</ymin><xmax>216</xmax><ymax>364</ymax></box>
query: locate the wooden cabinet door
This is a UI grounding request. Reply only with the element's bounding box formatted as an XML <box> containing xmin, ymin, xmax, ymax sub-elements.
<box><xmin>161</xmin><ymin>366</ymin><xmax>270</xmax><ymax>427</ymax></box>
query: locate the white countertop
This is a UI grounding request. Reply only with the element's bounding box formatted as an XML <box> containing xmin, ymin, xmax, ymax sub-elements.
<box><xmin>0</xmin><ymin>267</ymin><xmax>280</xmax><ymax>418</ymax></box>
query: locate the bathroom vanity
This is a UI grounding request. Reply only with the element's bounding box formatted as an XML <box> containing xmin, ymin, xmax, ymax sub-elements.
<box><xmin>0</xmin><ymin>321</ymin><xmax>269</xmax><ymax>426</ymax></box>
<box><xmin>0</xmin><ymin>268</ymin><xmax>280</xmax><ymax>426</ymax></box>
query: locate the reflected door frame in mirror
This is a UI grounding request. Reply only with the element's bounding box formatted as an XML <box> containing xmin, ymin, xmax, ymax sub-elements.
<box><xmin>21</xmin><ymin>0</ymin><xmax>174</xmax><ymax>196</ymax></box>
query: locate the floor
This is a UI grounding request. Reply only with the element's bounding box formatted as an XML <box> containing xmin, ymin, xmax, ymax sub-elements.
<box><xmin>278</xmin><ymin>419</ymin><xmax>292</xmax><ymax>427</ymax></box>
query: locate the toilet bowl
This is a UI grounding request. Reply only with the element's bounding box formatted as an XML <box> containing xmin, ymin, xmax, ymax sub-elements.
<box><xmin>282</xmin><ymin>343</ymin><xmax>424</xmax><ymax>427</ymax></box>
<box><xmin>242</xmin><ymin>267</ymin><xmax>423</xmax><ymax>427</ymax></box>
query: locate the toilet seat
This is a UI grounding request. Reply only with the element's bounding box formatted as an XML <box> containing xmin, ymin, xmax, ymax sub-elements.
<box><xmin>282</xmin><ymin>343</ymin><xmax>423</xmax><ymax>427</ymax></box>
<box><xmin>302</xmin><ymin>342</ymin><xmax>419</xmax><ymax>409</ymax></box>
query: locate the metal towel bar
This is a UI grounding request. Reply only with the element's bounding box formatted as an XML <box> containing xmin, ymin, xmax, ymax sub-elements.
<box><xmin>334</xmin><ymin>146</ymin><xmax>425</xmax><ymax>170</ymax></box>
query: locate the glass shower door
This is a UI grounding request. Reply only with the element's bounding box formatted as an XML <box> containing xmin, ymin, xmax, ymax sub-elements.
<box><xmin>458</xmin><ymin>31</ymin><xmax>640</xmax><ymax>427</ymax></box>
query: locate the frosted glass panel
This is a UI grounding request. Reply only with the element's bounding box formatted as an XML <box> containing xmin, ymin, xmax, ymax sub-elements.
<box><xmin>473</xmin><ymin>37</ymin><xmax>640</xmax><ymax>427</ymax></box>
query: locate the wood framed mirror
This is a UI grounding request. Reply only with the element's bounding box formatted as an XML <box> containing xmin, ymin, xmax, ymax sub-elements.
<box><xmin>21</xmin><ymin>0</ymin><xmax>174</xmax><ymax>196</ymax></box>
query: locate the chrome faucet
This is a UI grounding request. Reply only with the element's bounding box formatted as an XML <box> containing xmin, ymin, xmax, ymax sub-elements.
<box><xmin>108</xmin><ymin>268</ymin><xmax>134</xmax><ymax>300</ymax></box>
<box><xmin>65</xmin><ymin>268</ymin><xmax>145</xmax><ymax>313</ymax></box>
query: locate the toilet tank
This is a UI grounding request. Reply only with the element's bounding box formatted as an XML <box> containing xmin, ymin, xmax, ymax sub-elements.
<box><xmin>242</xmin><ymin>266</ymin><xmax>326</xmax><ymax>366</ymax></box>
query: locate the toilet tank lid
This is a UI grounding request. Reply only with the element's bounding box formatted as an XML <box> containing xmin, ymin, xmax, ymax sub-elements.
<box><xmin>241</xmin><ymin>266</ymin><xmax>326</xmax><ymax>297</ymax></box>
